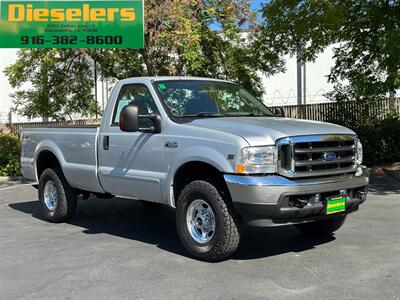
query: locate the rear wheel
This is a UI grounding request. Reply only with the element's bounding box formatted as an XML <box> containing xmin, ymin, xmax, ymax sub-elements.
<box><xmin>38</xmin><ymin>168</ymin><xmax>77</xmax><ymax>223</ymax></box>
<box><xmin>176</xmin><ymin>180</ymin><xmax>241</xmax><ymax>261</ymax></box>
<box><xmin>295</xmin><ymin>216</ymin><xmax>346</xmax><ymax>236</ymax></box>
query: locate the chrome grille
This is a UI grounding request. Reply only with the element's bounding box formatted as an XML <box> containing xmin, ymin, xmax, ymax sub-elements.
<box><xmin>277</xmin><ymin>135</ymin><xmax>357</xmax><ymax>178</ymax></box>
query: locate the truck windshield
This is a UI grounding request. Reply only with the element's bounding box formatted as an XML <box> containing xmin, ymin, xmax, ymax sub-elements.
<box><xmin>155</xmin><ymin>80</ymin><xmax>274</xmax><ymax>118</ymax></box>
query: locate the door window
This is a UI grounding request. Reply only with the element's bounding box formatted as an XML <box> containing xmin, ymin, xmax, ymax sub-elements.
<box><xmin>112</xmin><ymin>84</ymin><xmax>159</xmax><ymax>127</ymax></box>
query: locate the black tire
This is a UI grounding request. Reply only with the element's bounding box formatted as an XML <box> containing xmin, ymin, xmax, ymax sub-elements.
<box><xmin>176</xmin><ymin>180</ymin><xmax>241</xmax><ymax>262</ymax></box>
<box><xmin>38</xmin><ymin>167</ymin><xmax>77</xmax><ymax>223</ymax></box>
<box><xmin>295</xmin><ymin>216</ymin><xmax>346</xmax><ymax>236</ymax></box>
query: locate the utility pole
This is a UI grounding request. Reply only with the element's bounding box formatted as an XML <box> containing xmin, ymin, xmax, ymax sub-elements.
<box><xmin>105</xmin><ymin>80</ymin><xmax>109</xmax><ymax>105</ymax></box>
<box><xmin>8</xmin><ymin>110</ymin><xmax>12</xmax><ymax>125</ymax></box>
<box><xmin>101</xmin><ymin>78</ymin><xmax>105</xmax><ymax>113</ymax></box>
<box><xmin>303</xmin><ymin>62</ymin><xmax>307</xmax><ymax>105</ymax></box>
<box><xmin>297</xmin><ymin>53</ymin><xmax>307</xmax><ymax>105</ymax></box>
<box><xmin>94</xmin><ymin>60</ymin><xmax>98</xmax><ymax>118</ymax></box>
<box><xmin>297</xmin><ymin>56</ymin><xmax>302</xmax><ymax>106</ymax></box>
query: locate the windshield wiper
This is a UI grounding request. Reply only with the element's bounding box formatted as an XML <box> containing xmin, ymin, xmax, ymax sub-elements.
<box><xmin>223</xmin><ymin>112</ymin><xmax>269</xmax><ymax>117</ymax></box>
<box><xmin>178</xmin><ymin>112</ymin><xmax>225</xmax><ymax>118</ymax></box>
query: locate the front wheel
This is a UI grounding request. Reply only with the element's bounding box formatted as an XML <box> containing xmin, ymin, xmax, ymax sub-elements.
<box><xmin>38</xmin><ymin>167</ymin><xmax>77</xmax><ymax>223</ymax></box>
<box><xmin>295</xmin><ymin>216</ymin><xmax>346</xmax><ymax>236</ymax></box>
<box><xmin>176</xmin><ymin>180</ymin><xmax>241</xmax><ymax>262</ymax></box>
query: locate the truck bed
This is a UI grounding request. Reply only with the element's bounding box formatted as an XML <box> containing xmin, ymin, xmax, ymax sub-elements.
<box><xmin>21</xmin><ymin>126</ymin><xmax>104</xmax><ymax>193</ymax></box>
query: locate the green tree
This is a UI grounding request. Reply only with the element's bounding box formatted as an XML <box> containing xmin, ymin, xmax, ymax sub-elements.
<box><xmin>92</xmin><ymin>0</ymin><xmax>279</xmax><ymax>98</ymax></box>
<box><xmin>257</xmin><ymin>0</ymin><xmax>400</xmax><ymax>101</ymax></box>
<box><xmin>5</xmin><ymin>49</ymin><xmax>99</xmax><ymax>120</ymax></box>
<box><xmin>5</xmin><ymin>0</ymin><xmax>281</xmax><ymax>120</ymax></box>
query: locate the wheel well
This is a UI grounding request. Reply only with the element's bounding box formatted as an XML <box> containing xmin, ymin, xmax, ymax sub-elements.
<box><xmin>36</xmin><ymin>150</ymin><xmax>61</xmax><ymax>179</ymax></box>
<box><xmin>173</xmin><ymin>161</ymin><xmax>229</xmax><ymax>204</ymax></box>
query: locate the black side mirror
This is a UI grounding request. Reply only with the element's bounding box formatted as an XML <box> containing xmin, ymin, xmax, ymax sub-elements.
<box><xmin>148</xmin><ymin>114</ymin><xmax>162</xmax><ymax>133</ymax></box>
<box><xmin>273</xmin><ymin>107</ymin><xmax>285</xmax><ymax>118</ymax></box>
<box><xmin>120</xmin><ymin>105</ymin><xmax>139</xmax><ymax>132</ymax></box>
<box><xmin>120</xmin><ymin>105</ymin><xmax>162</xmax><ymax>133</ymax></box>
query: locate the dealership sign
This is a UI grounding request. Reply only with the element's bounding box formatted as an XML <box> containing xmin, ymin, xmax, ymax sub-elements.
<box><xmin>0</xmin><ymin>0</ymin><xmax>144</xmax><ymax>48</ymax></box>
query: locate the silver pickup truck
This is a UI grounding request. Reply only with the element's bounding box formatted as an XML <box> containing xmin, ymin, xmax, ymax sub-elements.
<box><xmin>21</xmin><ymin>77</ymin><xmax>369</xmax><ymax>261</ymax></box>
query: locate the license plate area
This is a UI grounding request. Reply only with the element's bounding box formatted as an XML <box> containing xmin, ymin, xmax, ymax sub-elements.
<box><xmin>326</xmin><ymin>195</ymin><xmax>346</xmax><ymax>215</ymax></box>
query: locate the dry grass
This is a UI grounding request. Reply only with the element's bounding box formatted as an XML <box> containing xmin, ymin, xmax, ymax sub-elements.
<box><xmin>0</xmin><ymin>124</ymin><xmax>11</xmax><ymax>135</ymax></box>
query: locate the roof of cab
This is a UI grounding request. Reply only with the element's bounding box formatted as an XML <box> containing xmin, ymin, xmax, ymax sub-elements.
<box><xmin>120</xmin><ymin>76</ymin><xmax>233</xmax><ymax>84</ymax></box>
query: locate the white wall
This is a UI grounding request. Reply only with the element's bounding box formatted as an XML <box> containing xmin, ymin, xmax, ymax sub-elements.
<box><xmin>262</xmin><ymin>45</ymin><xmax>335</xmax><ymax>106</ymax></box>
<box><xmin>0</xmin><ymin>49</ymin><xmax>18</xmax><ymax>122</ymax></box>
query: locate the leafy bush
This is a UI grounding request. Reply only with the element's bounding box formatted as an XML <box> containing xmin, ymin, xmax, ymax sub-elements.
<box><xmin>326</xmin><ymin>104</ymin><xmax>400</xmax><ymax>166</ymax></box>
<box><xmin>355</xmin><ymin>112</ymin><xmax>400</xmax><ymax>165</ymax></box>
<box><xmin>0</xmin><ymin>133</ymin><xmax>21</xmax><ymax>176</ymax></box>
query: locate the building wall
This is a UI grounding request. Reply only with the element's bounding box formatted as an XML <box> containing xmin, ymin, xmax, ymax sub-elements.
<box><xmin>0</xmin><ymin>49</ymin><xmax>18</xmax><ymax>122</ymax></box>
<box><xmin>262</xmin><ymin>45</ymin><xmax>335</xmax><ymax>106</ymax></box>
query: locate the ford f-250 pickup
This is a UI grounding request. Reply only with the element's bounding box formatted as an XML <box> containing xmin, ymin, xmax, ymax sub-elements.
<box><xmin>21</xmin><ymin>77</ymin><xmax>369</xmax><ymax>261</ymax></box>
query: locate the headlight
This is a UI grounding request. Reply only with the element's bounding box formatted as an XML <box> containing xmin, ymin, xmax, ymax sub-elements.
<box><xmin>356</xmin><ymin>139</ymin><xmax>363</xmax><ymax>165</ymax></box>
<box><xmin>236</xmin><ymin>146</ymin><xmax>277</xmax><ymax>174</ymax></box>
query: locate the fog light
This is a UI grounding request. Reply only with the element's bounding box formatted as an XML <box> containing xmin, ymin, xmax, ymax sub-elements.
<box><xmin>289</xmin><ymin>197</ymin><xmax>309</xmax><ymax>208</ymax></box>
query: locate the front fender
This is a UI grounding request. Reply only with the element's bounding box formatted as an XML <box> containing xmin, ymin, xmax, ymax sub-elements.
<box><xmin>164</xmin><ymin>146</ymin><xmax>235</xmax><ymax>207</ymax></box>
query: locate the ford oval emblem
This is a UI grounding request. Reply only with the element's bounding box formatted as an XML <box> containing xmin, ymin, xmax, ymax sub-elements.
<box><xmin>323</xmin><ymin>152</ymin><xmax>337</xmax><ymax>161</ymax></box>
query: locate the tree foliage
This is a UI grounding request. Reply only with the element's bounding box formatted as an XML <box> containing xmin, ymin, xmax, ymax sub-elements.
<box><xmin>5</xmin><ymin>0</ymin><xmax>283</xmax><ymax>120</ymax></box>
<box><xmin>258</xmin><ymin>0</ymin><xmax>400</xmax><ymax>101</ymax></box>
<box><xmin>92</xmin><ymin>0</ymin><xmax>280</xmax><ymax>97</ymax></box>
<box><xmin>5</xmin><ymin>49</ymin><xmax>99</xmax><ymax>120</ymax></box>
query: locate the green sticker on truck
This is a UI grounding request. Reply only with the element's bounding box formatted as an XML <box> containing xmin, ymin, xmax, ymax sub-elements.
<box><xmin>0</xmin><ymin>0</ymin><xmax>144</xmax><ymax>48</ymax></box>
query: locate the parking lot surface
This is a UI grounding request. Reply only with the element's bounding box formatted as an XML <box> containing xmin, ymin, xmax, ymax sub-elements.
<box><xmin>0</xmin><ymin>173</ymin><xmax>399</xmax><ymax>299</ymax></box>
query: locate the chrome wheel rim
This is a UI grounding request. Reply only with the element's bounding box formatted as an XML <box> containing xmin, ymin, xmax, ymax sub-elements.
<box><xmin>44</xmin><ymin>181</ymin><xmax>58</xmax><ymax>211</ymax></box>
<box><xmin>186</xmin><ymin>199</ymin><xmax>216</xmax><ymax>244</ymax></box>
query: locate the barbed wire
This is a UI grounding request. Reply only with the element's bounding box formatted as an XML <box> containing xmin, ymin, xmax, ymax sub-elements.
<box><xmin>263</xmin><ymin>88</ymin><xmax>330</xmax><ymax>106</ymax></box>
<box><xmin>0</xmin><ymin>112</ymin><xmax>9</xmax><ymax>123</ymax></box>
<box><xmin>1</xmin><ymin>87</ymin><xmax>332</xmax><ymax>123</ymax></box>
<box><xmin>0</xmin><ymin>111</ymin><xmax>38</xmax><ymax>123</ymax></box>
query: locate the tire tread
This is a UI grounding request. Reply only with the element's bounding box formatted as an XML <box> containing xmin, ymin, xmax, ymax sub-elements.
<box><xmin>177</xmin><ymin>180</ymin><xmax>241</xmax><ymax>261</ymax></box>
<box><xmin>39</xmin><ymin>167</ymin><xmax>77</xmax><ymax>223</ymax></box>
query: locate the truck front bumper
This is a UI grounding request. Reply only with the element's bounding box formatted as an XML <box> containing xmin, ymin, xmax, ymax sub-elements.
<box><xmin>224</xmin><ymin>166</ymin><xmax>369</xmax><ymax>227</ymax></box>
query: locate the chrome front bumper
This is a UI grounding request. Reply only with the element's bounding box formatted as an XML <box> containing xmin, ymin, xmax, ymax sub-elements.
<box><xmin>224</xmin><ymin>166</ymin><xmax>369</xmax><ymax>226</ymax></box>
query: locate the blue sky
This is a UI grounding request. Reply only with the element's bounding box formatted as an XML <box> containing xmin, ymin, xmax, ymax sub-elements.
<box><xmin>251</xmin><ymin>0</ymin><xmax>265</xmax><ymax>23</ymax></box>
<box><xmin>211</xmin><ymin>0</ymin><xmax>265</xmax><ymax>30</ymax></box>
<box><xmin>250</xmin><ymin>0</ymin><xmax>264</xmax><ymax>12</ymax></box>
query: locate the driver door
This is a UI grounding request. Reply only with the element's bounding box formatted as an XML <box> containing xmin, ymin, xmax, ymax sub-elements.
<box><xmin>97</xmin><ymin>83</ymin><xmax>163</xmax><ymax>202</ymax></box>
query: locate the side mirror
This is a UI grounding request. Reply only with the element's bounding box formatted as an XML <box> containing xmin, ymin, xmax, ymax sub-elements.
<box><xmin>119</xmin><ymin>105</ymin><xmax>162</xmax><ymax>134</ymax></box>
<box><xmin>148</xmin><ymin>114</ymin><xmax>162</xmax><ymax>134</ymax></box>
<box><xmin>120</xmin><ymin>105</ymin><xmax>139</xmax><ymax>132</ymax></box>
<box><xmin>273</xmin><ymin>107</ymin><xmax>285</xmax><ymax>118</ymax></box>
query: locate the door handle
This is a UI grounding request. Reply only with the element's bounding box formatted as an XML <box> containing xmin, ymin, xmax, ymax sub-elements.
<box><xmin>103</xmin><ymin>136</ymin><xmax>109</xmax><ymax>150</ymax></box>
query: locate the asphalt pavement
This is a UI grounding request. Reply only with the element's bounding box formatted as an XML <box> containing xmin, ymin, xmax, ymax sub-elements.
<box><xmin>0</xmin><ymin>173</ymin><xmax>399</xmax><ymax>299</ymax></box>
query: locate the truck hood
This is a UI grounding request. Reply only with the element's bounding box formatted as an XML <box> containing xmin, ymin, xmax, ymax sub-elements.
<box><xmin>188</xmin><ymin>117</ymin><xmax>355</xmax><ymax>146</ymax></box>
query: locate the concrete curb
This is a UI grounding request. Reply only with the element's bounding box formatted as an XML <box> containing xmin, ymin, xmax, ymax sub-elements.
<box><xmin>383</xmin><ymin>169</ymin><xmax>400</xmax><ymax>183</ymax></box>
<box><xmin>0</xmin><ymin>176</ymin><xmax>33</xmax><ymax>183</ymax></box>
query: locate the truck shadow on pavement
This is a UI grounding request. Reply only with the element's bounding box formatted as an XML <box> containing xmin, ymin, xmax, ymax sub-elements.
<box><xmin>9</xmin><ymin>197</ymin><xmax>335</xmax><ymax>261</ymax></box>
